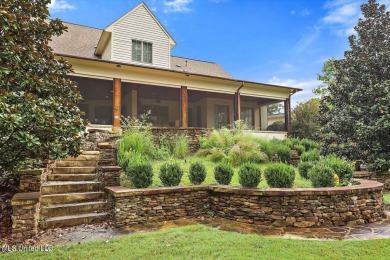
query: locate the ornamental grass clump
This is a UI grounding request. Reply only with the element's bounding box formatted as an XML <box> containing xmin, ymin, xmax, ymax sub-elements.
<box><xmin>189</xmin><ymin>161</ymin><xmax>207</xmax><ymax>185</ymax></box>
<box><xmin>308</xmin><ymin>163</ymin><xmax>335</xmax><ymax>188</ymax></box>
<box><xmin>159</xmin><ymin>162</ymin><xmax>183</xmax><ymax>187</ymax></box>
<box><xmin>264</xmin><ymin>163</ymin><xmax>295</xmax><ymax>188</ymax></box>
<box><xmin>238</xmin><ymin>164</ymin><xmax>262</xmax><ymax>188</ymax></box>
<box><xmin>300</xmin><ymin>149</ymin><xmax>321</xmax><ymax>162</ymax></box>
<box><xmin>214</xmin><ymin>164</ymin><xmax>234</xmax><ymax>185</ymax></box>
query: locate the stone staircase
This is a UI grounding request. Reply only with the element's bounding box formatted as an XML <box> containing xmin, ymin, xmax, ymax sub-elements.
<box><xmin>39</xmin><ymin>151</ymin><xmax>108</xmax><ymax>230</ymax></box>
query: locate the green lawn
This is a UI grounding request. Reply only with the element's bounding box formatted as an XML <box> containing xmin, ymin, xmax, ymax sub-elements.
<box><xmin>120</xmin><ymin>156</ymin><xmax>312</xmax><ymax>189</ymax></box>
<box><xmin>3</xmin><ymin>225</ymin><xmax>390</xmax><ymax>259</ymax></box>
<box><xmin>384</xmin><ymin>193</ymin><xmax>390</xmax><ymax>204</ymax></box>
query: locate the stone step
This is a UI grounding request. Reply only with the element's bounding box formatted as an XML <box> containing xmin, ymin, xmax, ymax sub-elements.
<box><xmin>98</xmin><ymin>159</ymin><xmax>116</xmax><ymax>166</ymax></box>
<box><xmin>56</xmin><ymin>160</ymin><xmax>98</xmax><ymax>167</ymax></box>
<box><xmin>97</xmin><ymin>142</ymin><xmax>116</xmax><ymax>149</ymax></box>
<box><xmin>64</xmin><ymin>154</ymin><xmax>100</xmax><ymax>161</ymax></box>
<box><xmin>40</xmin><ymin>201</ymin><xmax>107</xmax><ymax>218</ymax></box>
<box><xmin>41</xmin><ymin>191</ymin><xmax>104</xmax><ymax>205</ymax></box>
<box><xmin>41</xmin><ymin>181</ymin><xmax>100</xmax><ymax>195</ymax></box>
<box><xmin>39</xmin><ymin>212</ymin><xmax>108</xmax><ymax>230</ymax></box>
<box><xmin>52</xmin><ymin>167</ymin><xmax>97</xmax><ymax>174</ymax></box>
<box><xmin>47</xmin><ymin>174</ymin><xmax>96</xmax><ymax>182</ymax></box>
<box><xmin>81</xmin><ymin>151</ymin><xmax>100</xmax><ymax>155</ymax></box>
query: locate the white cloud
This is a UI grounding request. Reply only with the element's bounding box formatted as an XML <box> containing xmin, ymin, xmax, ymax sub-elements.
<box><xmin>291</xmin><ymin>8</ymin><xmax>311</xmax><ymax>17</ymax></box>
<box><xmin>164</xmin><ymin>0</ymin><xmax>192</xmax><ymax>13</ymax></box>
<box><xmin>293</xmin><ymin>25</ymin><xmax>321</xmax><ymax>53</ymax></box>
<box><xmin>210</xmin><ymin>0</ymin><xmax>228</xmax><ymax>3</ymax></box>
<box><xmin>268</xmin><ymin>77</ymin><xmax>319</xmax><ymax>105</ymax></box>
<box><xmin>48</xmin><ymin>0</ymin><xmax>75</xmax><ymax>11</ymax></box>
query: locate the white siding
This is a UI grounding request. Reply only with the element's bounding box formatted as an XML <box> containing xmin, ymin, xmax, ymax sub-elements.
<box><xmin>111</xmin><ymin>5</ymin><xmax>170</xmax><ymax>69</ymax></box>
<box><xmin>102</xmin><ymin>38</ymin><xmax>112</xmax><ymax>60</ymax></box>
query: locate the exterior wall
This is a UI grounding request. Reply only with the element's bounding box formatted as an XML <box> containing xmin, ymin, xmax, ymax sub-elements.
<box><xmin>101</xmin><ymin>38</ymin><xmax>112</xmax><ymax>60</ymax></box>
<box><xmin>111</xmin><ymin>5</ymin><xmax>170</xmax><ymax>69</ymax></box>
<box><xmin>105</xmin><ymin>179</ymin><xmax>386</xmax><ymax>228</ymax></box>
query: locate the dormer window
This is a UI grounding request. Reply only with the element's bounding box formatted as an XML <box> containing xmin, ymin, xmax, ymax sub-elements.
<box><xmin>132</xmin><ymin>40</ymin><xmax>152</xmax><ymax>64</ymax></box>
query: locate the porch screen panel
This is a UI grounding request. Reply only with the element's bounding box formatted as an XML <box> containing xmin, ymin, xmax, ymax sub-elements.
<box><xmin>241</xmin><ymin>107</ymin><xmax>254</xmax><ymax>128</ymax></box>
<box><xmin>70</xmin><ymin>76</ymin><xmax>113</xmax><ymax>125</ymax></box>
<box><xmin>214</xmin><ymin>105</ymin><xmax>229</xmax><ymax>129</ymax></box>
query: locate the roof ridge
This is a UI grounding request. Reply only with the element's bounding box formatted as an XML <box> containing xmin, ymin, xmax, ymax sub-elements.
<box><xmin>61</xmin><ymin>20</ymin><xmax>103</xmax><ymax>31</ymax></box>
<box><xmin>171</xmin><ymin>55</ymin><xmax>217</xmax><ymax>64</ymax></box>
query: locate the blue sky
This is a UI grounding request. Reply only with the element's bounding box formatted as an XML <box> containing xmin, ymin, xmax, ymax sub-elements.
<box><xmin>48</xmin><ymin>0</ymin><xmax>390</xmax><ymax>105</ymax></box>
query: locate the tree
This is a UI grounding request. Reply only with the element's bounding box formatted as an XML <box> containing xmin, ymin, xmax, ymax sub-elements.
<box><xmin>318</xmin><ymin>0</ymin><xmax>390</xmax><ymax>172</ymax></box>
<box><xmin>291</xmin><ymin>98</ymin><xmax>320</xmax><ymax>140</ymax></box>
<box><xmin>314</xmin><ymin>58</ymin><xmax>337</xmax><ymax>97</ymax></box>
<box><xmin>267</xmin><ymin>103</ymin><xmax>283</xmax><ymax>115</ymax></box>
<box><xmin>0</xmin><ymin>0</ymin><xmax>86</xmax><ymax>173</ymax></box>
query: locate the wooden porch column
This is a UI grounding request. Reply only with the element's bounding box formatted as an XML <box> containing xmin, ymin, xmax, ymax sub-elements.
<box><xmin>234</xmin><ymin>92</ymin><xmax>241</xmax><ymax>121</ymax></box>
<box><xmin>113</xmin><ymin>78</ymin><xmax>121</xmax><ymax>128</ymax></box>
<box><xmin>181</xmin><ymin>86</ymin><xmax>188</xmax><ymax>128</ymax></box>
<box><xmin>284</xmin><ymin>97</ymin><xmax>291</xmax><ymax>132</ymax></box>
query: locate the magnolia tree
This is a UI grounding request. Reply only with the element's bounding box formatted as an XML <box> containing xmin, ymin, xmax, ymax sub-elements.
<box><xmin>0</xmin><ymin>0</ymin><xmax>86</xmax><ymax>174</ymax></box>
<box><xmin>318</xmin><ymin>0</ymin><xmax>390</xmax><ymax>172</ymax></box>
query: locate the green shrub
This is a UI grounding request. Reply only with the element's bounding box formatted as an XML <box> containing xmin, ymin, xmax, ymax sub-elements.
<box><xmin>300</xmin><ymin>149</ymin><xmax>321</xmax><ymax>162</ymax></box>
<box><xmin>300</xmin><ymin>138</ymin><xmax>320</xmax><ymax>151</ymax></box>
<box><xmin>324</xmin><ymin>155</ymin><xmax>353</xmax><ymax>186</ymax></box>
<box><xmin>298</xmin><ymin>161</ymin><xmax>315</xmax><ymax>179</ymax></box>
<box><xmin>228</xmin><ymin>141</ymin><xmax>268</xmax><ymax>166</ymax></box>
<box><xmin>308</xmin><ymin>163</ymin><xmax>335</xmax><ymax>188</ymax></box>
<box><xmin>267</xmin><ymin>121</ymin><xmax>285</xmax><ymax>131</ymax></box>
<box><xmin>258</xmin><ymin>139</ymin><xmax>273</xmax><ymax>160</ymax></box>
<box><xmin>125</xmin><ymin>162</ymin><xmax>153</xmax><ymax>188</ymax></box>
<box><xmin>189</xmin><ymin>162</ymin><xmax>207</xmax><ymax>185</ymax></box>
<box><xmin>294</xmin><ymin>144</ymin><xmax>306</xmax><ymax>155</ymax></box>
<box><xmin>264</xmin><ymin>163</ymin><xmax>295</xmax><ymax>188</ymax></box>
<box><xmin>172</xmin><ymin>135</ymin><xmax>188</xmax><ymax>159</ymax></box>
<box><xmin>238</xmin><ymin>164</ymin><xmax>262</xmax><ymax>188</ymax></box>
<box><xmin>214</xmin><ymin>164</ymin><xmax>234</xmax><ymax>185</ymax></box>
<box><xmin>159</xmin><ymin>162</ymin><xmax>183</xmax><ymax>187</ymax></box>
<box><xmin>208</xmin><ymin>148</ymin><xmax>227</xmax><ymax>162</ymax></box>
<box><xmin>276</xmin><ymin>145</ymin><xmax>292</xmax><ymax>163</ymax></box>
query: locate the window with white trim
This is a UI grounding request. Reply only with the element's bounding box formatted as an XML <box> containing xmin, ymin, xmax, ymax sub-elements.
<box><xmin>132</xmin><ymin>40</ymin><xmax>152</xmax><ymax>64</ymax></box>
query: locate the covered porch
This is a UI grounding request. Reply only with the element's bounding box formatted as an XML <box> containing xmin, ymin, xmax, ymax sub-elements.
<box><xmin>71</xmin><ymin>75</ymin><xmax>292</xmax><ymax>137</ymax></box>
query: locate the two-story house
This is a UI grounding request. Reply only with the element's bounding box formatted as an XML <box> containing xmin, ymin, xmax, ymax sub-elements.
<box><xmin>50</xmin><ymin>2</ymin><xmax>300</xmax><ymax>137</ymax></box>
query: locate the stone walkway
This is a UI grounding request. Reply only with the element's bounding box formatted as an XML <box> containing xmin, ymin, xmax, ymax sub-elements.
<box><xmin>30</xmin><ymin>212</ymin><xmax>390</xmax><ymax>245</ymax></box>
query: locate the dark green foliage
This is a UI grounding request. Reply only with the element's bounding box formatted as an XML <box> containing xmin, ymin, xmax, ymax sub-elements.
<box><xmin>318</xmin><ymin>0</ymin><xmax>390</xmax><ymax>172</ymax></box>
<box><xmin>300</xmin><ymin>149</ymin><xmax>321</xmax><ymax>162</ymax></box>
<box><xmin>159</xmin><ymin>162</ymin><xmax>183</xmax><ymax>187</ymax></box>
<box><xmin>298</xmin><ymin>161</ymin><xmax>315</xmax><ymax>179</ymax></box>
<box><xmin>189</xmin><ymin>162</ymin><xmax>207</xmax><ymax>185</ymax></box>
<box><xmin>264</xmin><ymin>163</ymin><xmax>295</xmax><ymax>188</ymax></box>
<box><xmin>324</xmin><ymin>155</ymin><xmax>353</xmax><ymax>186</ymax></box>
<box><xmin>0</xmin><ymin>0</ymin><xmax>86</xmax><ymax>173</ymax></box>
<box><xmin>126</xmin><ymin>163</ymin><xmax>153</xmax><ymax>188</ymax></box>
<box><xmin>308</xmin><ymin>163</ymin><xmax>335</xmax><ymax>188</ymax></box>
<box><xmin>214</xmin><ymin>164</ymin><xmax>234</xmax><ymax>185</ymax></box>
<box><xmin>238</xmin><ymin>164</ymin><xmax>262</xmax><ymax>188</ymax></box>
<box><xmin>276</xmin><ymin>145</ymin><xmax>292</xmax><ymax>163</ymax></box>
<box><xmin>267</xmin><ymin>121</ymin><xmax>285</xmax><ymax>131</ymax></box>
<box><xmin>299</xmin><ymin>138</ymin><xmax>321</xmax><ymax>151</ymax></box>
<box><xmin>291</xmin><ymin>99</ymin><xmax>321</xmax><ymax>140</ymax></box>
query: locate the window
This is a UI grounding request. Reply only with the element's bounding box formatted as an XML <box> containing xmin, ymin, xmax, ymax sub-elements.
<box><xmin>241</xmin><ymin>107</ymin><xmax>254</xmax><ymax>128</ymax></box>
<box><xmin>132</xmin><ymin>40</ymin><xmax>152</xmax><ymax>64</ymax></box>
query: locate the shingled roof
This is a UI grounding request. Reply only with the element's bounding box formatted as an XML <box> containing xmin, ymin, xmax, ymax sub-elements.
<box><xmin>50</xmin><ymin>22</ymin><xmax>232</xmax><ymax>79</ymax></box>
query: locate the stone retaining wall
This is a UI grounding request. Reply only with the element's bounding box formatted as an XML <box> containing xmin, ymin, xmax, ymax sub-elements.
<box><xmin>354</xmin><ymin>171</ymin><xmax>390</xmax><ymax>191</ymax></box>
<box><xmin>106</xmin><ymin>179</ymin><xmax>386</xmax><ymax>228</ymax></box>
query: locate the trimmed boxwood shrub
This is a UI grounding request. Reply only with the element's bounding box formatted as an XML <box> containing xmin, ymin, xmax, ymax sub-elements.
<box><xmin>126</xmin><ymin>162</ymin><xmax>153</xmax><ymax>188</ymax></box>
<box><xmin>264</xmin><ymin>163</ymin><xmax>295</xmax><ymax>188</ymax></box>
<box><xmin>276</xmin><ymin>145</ymin><xmax>292</xmax><ymax>163</ymax></box>
<box><xmin>214</xmin><ymin>164</ymin><xmax>234</xmax><ymax>185</ymax></box>
<box><xmin>298</xmin><ymin>161</ymin><xmax>315</xmax><ymax>179</ymax></box>
<box><xmin>159</xmin><ymin>162</ymin><xmax>183</xmax><ymax>187</ymax></box>
<box><xmin>189</xmin><ymin>161</ymin><xmax>207</xmax><ymax>185</ymax></box>
<box><xmin>238</xmin><ymin>163</ymin><xmax>262</xmax><ymax>188</ymax></box>
<box><xmin>300</xmin><ymin>149</ymin><xmax>320</xmax><ymax>162</ymax></box>
<box><xmin>308</xmin><ymin>163</ymin><xmax>335</xmax><ymax>188</ymax></box>
<box><xmin>324</xmin><ymin>155</ymin><xmax>353</xmax><ymax>186</ymax></box>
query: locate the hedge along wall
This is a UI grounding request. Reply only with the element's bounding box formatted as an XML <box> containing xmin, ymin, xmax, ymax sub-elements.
<box><xmin>105</xmin><ymin>179</ymin><xmax>386</xmax><ymax>228</ymax></box>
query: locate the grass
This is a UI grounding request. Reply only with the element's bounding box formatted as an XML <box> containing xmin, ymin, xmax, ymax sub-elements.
<box><xmin>384</xmin><ymin>193</ymin><xmax>390</xmax><ymax>204</ymax></box>
<box><xmin>3</xmin><ymin>225</ymin><xmax>390</xmax><ymax>259</ymax></box>
<box><xmin>120</xmin><ymin>156</ymin><xmax>312</xmax><ymax>189</ymax></box>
